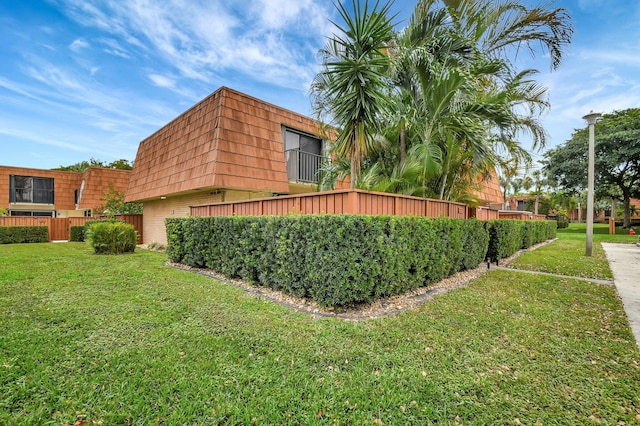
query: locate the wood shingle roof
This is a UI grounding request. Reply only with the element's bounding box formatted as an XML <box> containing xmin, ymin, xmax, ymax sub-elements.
<box><xmin>125</xmin><ymin>87</ymin><xmax>326</xmax><ymax>202</ymax></box>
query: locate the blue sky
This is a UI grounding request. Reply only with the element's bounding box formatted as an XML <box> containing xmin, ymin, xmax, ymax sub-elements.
<box><xmin>1</xmin><ymin>0</ymin><xmax>639</xmax><ymax>170</ymax></box>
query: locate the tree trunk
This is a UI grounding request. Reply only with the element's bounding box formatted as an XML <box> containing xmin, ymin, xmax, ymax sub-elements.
<box><xmin>400</xmin><ymin>126</ymin><xmax>406</xmax><ymax>163</ymax></box>
<box><xmin>350</xmin><ymin>153</ymin><xmax>357</xmax><ymax>189</ymax></box>
<box><xmin>623</xmin><ymin>196</ymin><xmax>631</xmax><ymax>228</ymax></box>
<box><xmin>578</xmin><ymin>202</ymin><xmax>582</xmax><ymax>223</ymax></box>
<box><xmin>350</xmin><ymin>132</ymin><xmax>358</xmax><ymax>189</ymax></box>
<box><xmin>438</xmin><ymin>171</ymin><xmax>448</xmax><ymax>200</ymax></box>
<box><xmin>534</xmin><ymin>194</ymin><xmax>539</xmax><ymax>215</ymax></box>
<box><xmin>611</xmin><ymin>198</ymin><xmax>616</xmax><ymax>220</ymax></box>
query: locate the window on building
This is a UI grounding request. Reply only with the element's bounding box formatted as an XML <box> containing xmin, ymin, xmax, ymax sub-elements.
<box><xmin>9</xmin><ymin>210</ymin><xmax>54</xmax><ymax>217</ymax></box>
<box><xmin>9</xmin><ymin>175</ymin><xmax>54</xmax><ymax>204</ymax></box>
<box><xmin>283</xmin><ymin>128</ymin><xmax>323</xmax><ymax>183</ymax></box>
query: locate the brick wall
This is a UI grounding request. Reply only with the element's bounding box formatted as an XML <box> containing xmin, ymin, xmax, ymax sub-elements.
<box><xmin>143</xmin><ymin>189</ymin><xmax>272</xmax><ymax>244</ymax></box>
<box><xmin>0</xmin><ymin>166</ymin><xmax>81</xmax><ymax>211</ymax></box>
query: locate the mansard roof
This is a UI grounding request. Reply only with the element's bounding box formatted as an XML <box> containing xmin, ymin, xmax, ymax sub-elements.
<box><xmin>125</xmin><ymin>87</ymin><xmax>326</xmax><ymax>202</ymax></box>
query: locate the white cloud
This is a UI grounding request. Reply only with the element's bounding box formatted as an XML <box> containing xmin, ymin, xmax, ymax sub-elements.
<box><xmin>149</xmin><ymin>74</ymin><xmax>175</xmax><ymax>89</ymax></box>
<box><xmin>69</xmin><ymin>38</ymin><xmax>89</xmax><ymax>51</ymax></box>
<box><xmin>97</xmin><ymin>38</ymin><xmax>131</xmax><ymax>58</ymax></box>
<box><xmin>54</xmin><ymin>0</ymin><xmax>330</xmax><ymax>91</ymax></box>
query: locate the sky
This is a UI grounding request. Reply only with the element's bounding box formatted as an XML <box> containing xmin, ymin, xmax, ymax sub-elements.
<box><xmin>0</xmin><ymin>0</ymin><xmax>639</xmax><ymax>171</ymax></box>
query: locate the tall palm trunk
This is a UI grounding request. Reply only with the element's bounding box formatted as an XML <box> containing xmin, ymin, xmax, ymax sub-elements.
<box><xmin>400</xmin><ymin>126</ymin><xmax>407</xmax><ymax>163</ymax></box>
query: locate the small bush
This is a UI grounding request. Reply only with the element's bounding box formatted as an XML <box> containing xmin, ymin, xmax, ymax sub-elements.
<box><xmin>0</xmin><ymin>226</ymin><xmax>48</xmax><ymax>244</ymax></box>
<box><xmin>70</xmin><ymin>226</ymin><xmax>86</xmax><ymax>242</ymax></box>
<box><xmin>86</xmin><ymin>222</ymin><xmax>137</xmax><ymax>254</ymax></box>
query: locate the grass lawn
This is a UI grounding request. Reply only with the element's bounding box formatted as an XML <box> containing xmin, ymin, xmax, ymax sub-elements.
<box><xmin>1</xmin><ymin>241</ymin><xmax>639</xmax><ymax>425</ymax></box>
<box><xmin>509</xmin><ymin>223</ymin><xmax>638</xmax><ymax>280</ymax></box>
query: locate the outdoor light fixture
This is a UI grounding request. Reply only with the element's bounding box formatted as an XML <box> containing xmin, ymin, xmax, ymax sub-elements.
<box><xmin>582</xmin><ymin>111</ymin><xmax>602</xmax><ymax>257</ymax></box>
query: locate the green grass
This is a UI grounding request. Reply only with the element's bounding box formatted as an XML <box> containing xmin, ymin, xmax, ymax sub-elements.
<box><xmin>1</xmin><ymin>242</ymin><xmax>639</xmax><ymax>425</ymax></box>
<box><xmin>509</xmin><ymin>223</ymin><xmax>638</xmax><ymax>280</ymax></box>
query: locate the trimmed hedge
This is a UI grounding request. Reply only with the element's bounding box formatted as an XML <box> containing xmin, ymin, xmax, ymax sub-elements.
<box><xmin>167</xmin><ymin>215</ymin><xmax>490</xmax><ymax>307</ymax></box>
<box><xmin>0</xmin><ymin>226</ymin><xmax>48</xmax><ymax>244</ymax></box>
<box><xmin>70</xmin><ymin>226</ymin><xmax>86</xmax><ymax>242</ymax></box>
<box><xmin>167</xmin><ymin>215</ymin><xmax>555</xmax><ymax>307</ymax></box>
<box><xmin>86</xmin><ymin>221</ymin><xmax>137</xmax><ymax>254</ymax></box>
<box><xmin>485</xmin><ymin>219</ymin><xmax>556</xmax><ymax>263</ymax></box>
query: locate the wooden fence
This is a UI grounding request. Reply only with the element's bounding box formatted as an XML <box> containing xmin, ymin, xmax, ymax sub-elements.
<box><xmin>498</xmin><ymin>211</ymin><xmax>546</xmax><ymax>221</ymax></box>
<box><xmin>191</xmin><ymin>189</ymin><xmax>469</xmax><ymax>219</ymax></box>
<box><xmin>468</xmin><ymin>207</ymin><xmax>500</xmax><ymax>220</ymax></box>
<box><xmin>0</xmin><ymin>214</ymin><xmax>143</xmax><ymax>243</ymax></box>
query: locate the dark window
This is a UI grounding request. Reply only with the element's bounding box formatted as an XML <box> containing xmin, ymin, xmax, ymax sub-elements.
<box><xmin>283</xmin><ymin>128</ymin><xmax>323</xmax><ymax>183</ymax></box>
<box><xmin>517</xmin><ymin>200</ymin><xmax>525</xmax><ymax>211</ymax></box>
<box><xmin>9</xmin><ymin>175</ymin><xmax>54</xmax><ymax>204</ymax></box>
<box><xmin>9</xmin><ymin>210</ymin><xmax>54</xmax><ymax>217</ymax></box>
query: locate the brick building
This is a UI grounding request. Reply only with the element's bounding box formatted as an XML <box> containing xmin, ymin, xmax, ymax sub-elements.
<box><xmin>0</xmin><ymin>166</ymin><xmax>130</xmax><ymax>218</ymax></box>
<box><xmin>125</xmin><ymin>87</ymin><xmax>332</xmax><ymax>244</ymax></box>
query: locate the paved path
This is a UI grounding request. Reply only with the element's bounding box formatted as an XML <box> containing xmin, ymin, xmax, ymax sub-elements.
<box><xmin>602</xmin><ymin>243</ymin><xmax>640</xmax><ymax>348</ymax></box>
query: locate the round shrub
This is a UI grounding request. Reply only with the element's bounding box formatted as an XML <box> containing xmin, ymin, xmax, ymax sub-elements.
<box><xmin>86</xmin><ymin>221</ymin><xmax>137</xmax><ymax>254</ymax></box>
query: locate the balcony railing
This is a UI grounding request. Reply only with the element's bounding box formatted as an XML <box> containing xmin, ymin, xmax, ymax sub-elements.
<box><xmin>11</xmin><ymin>189</ymin><xmax>54</xmax><ymax>204</ymax></box>
<box><xmin>285</xmin><ymin>149</ymin><xmax>323</xmax><ymax>184</ymax></box>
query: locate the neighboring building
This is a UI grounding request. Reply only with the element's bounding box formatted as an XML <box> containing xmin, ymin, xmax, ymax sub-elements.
<box><xmin>472</xmin><ymin>170</ymin><xmax>503</xmax><ymax>209</ymax></box>
<box><xmin>0</xmin><ymin>165</ymin><xmax>130</xmax><ymax>218</ymax></box>
<box><xmin>125</xmin><ymin>87</ymin><xmax>331</xmax><ymax>244</ymax></box>
<box><xmin>505</xmin><ymin>195</ymin><xmax>534</xmax><ymax>211</ymax></box>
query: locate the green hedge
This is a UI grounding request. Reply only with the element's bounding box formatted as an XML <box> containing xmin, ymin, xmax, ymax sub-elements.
<box><xmin>485</xmin><ymin>220</ymin><xmax>556</xmax><ymax>263</ymax></box>
<box><xmin>166</xmin><ymin>216</ymin><xmax>555</xmax><ymax>307</ymax></box>
<box><xmin>86</xmin><ymin>221</ymin><xmax>137</xmax><ymax>254</ymax></box>
<box><xmin>70</xmin><ymin>226</ymin><xmax>86</xmax><ymax>242</ymax></box>
<box><xmin>0</xmin><ymin>226</ymin><xmax>48</xmax><ymax>244</ymax></box>
<box><xmin>167</xmin><ymin>216</ymin><xmax>490</xmax><ymax>307</ymax></box>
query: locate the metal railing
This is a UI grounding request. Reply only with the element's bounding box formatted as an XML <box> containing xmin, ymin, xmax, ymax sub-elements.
<box><xmin>285</xmin><ymin>149</ymin><xmax>323</xmax><ymax>184</ymax></box>
<box><xmin>11</xmin><ymin>189</ymin><xmax>54</xmax><ymax>204</ymax></box>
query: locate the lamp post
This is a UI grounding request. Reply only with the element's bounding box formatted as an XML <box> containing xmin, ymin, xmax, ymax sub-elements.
<box><xmin>582</xmin><ymin>111</ymin><xmax>601</xmax><ymax>256</ymax></box>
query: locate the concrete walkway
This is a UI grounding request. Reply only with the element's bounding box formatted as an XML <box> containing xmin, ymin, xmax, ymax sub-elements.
<box><xmin>602</xmin><ymin>243</ymin><xmax>640</xmax><ymax>348</ymax></box>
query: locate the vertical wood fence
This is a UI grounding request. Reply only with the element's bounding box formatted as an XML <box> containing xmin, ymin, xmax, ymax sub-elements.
<box><xmin>191</xmin><ymin>189</ymin><xmax>470</xmax><ymax>219</ymax></box>
<box><xmin>498</xmin><ymin>211</ymin><xmax>546</xmax><ymax>221</ymax></box>
<box><xmin>0</xmin><ymin>214</ymin><xmax>143</xmax><ymax>243</ymax></box>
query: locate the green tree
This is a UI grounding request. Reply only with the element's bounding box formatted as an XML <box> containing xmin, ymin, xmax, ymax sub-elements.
<box><xmin>96</xmin><ymin>183</ymin><xmax>143</xmax><ymax>218</ymax></box>
<box><xmin>544</xmin><ymin>108</ymin><xmax>640</xmax><ymax>228</ymax></box>
<box><xmin>376</xmin><ymin>0</ymin><xmax>570</xmax><ymax>201</ymax></box>
<box><xmin>54</xmin><ymin>158</ymin><xmax>133</xmax><ymax>172</ymax></box>
<box><xmin>314</xmin><ymin>0</ymin><xmax>572</xmax><ymax>200</ymax></box>
<box><xmin>311</xmin><ymin>0</ymin><xmax>396</xmax><ymax>189</ymax></box>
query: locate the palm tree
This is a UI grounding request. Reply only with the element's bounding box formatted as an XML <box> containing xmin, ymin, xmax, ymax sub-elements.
<box><xmin>381</xmin><ymin>0</ymin><xmax>572</xmax><ymax>200</ymax></box>
<box><xmin>313</xmin><ymin>0</ymin><xmax>572</xmax><ymax>199</ymax></box>
<box><xmin>311</xmin><ymin>0</ymin><xmax>396</xmax><ymax>189</ymax></box>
